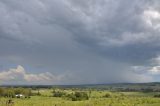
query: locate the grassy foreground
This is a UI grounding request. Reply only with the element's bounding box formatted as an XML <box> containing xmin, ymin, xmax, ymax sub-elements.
<box><xmin>1</xmin><ymin>89</ymin><xmax>160</xmax><ymax>106</ymax></box>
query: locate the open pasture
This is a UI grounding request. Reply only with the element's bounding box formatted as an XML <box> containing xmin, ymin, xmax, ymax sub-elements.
<box><xmin>1</xmin><ymin>88</ymin><xmax>160</xmax><ymax>106</ymax></box>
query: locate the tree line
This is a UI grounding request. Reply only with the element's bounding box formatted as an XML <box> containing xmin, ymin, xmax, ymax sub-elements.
<box><xmin>0</xmin><ymin>87</ymin><xmax>32</xmax><ymax>98</ymax></box>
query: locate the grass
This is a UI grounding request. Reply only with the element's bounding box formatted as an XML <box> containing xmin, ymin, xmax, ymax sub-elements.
<box><xmin>1</xmin><ymin>89</ymin><xmax>160</xmax><ymax>106</ymax></box>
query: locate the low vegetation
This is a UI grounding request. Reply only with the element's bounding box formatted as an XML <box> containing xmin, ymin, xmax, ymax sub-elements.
<box><xmin>0</xmin><ymin>83</ymin><xmax>160</xmax><ymax>106</ymax></box>
<box><xmin>0</xmin><ymin>87</ymin><xmax>31</xmax><ymax>98</ymax></box>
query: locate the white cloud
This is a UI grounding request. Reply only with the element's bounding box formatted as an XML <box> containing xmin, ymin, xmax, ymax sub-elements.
<box><xmin>143</xmin><ymin>9</ymin><xmax>160</xmax><ymax>30</ymax></box>
<box><xmin>132</xmin><ymin>65</ymin><xmax>160</xmax><ymax>76</ymax></box>
<box><xmin>0</xmin><ymin>65</ymin><xmax>68</xmax><ymax>84</ymax></box>
<box><xmin>0</xmin><ymin>65</ymin><xmax>25</xmax><ymax>81</ymax></box>
<box><xmin>148</xmin><ymin>66</ymin><xmax>160</xmax><ymax>75</ymax></box>
<box><xmin>101</xmin><ymin>8</ymin><xmax>160</xmax><ymax>47</ymax></box>
<box><xmin>132</xmin><ymin>56</ymin><xmax>160</xmax><ymax>77</ymax></box>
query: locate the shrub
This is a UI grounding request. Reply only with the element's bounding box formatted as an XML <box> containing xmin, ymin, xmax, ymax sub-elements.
<box><xmin>66</xmin><ymin>92</ymin><xmax>89</xmax><ymax>101</ymax></box>
<box><xmin>0</xmin><ymin>87</ymin><xmax>32</xmax><ymax>98</ymax></box>
<box><xmin>103</xmin><ymin>93</ymin><xmax>112</xmax><ymax>98</ymax></box>
<box><xmin>154</xmin><ymin>94</ymin><xmax>160</xmax><ymax>98</ymax></box>
<box><xmin>53</xmin><ymin>91</ymin><xmax>66</xmax><ymax>97</ymax></box>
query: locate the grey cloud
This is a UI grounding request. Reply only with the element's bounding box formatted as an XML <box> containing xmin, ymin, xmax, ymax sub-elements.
<box><xmin>0</xmin><ymin>0</ymin><xmax>160</xmax><ymax>84</ymax></box>
<box><xmin>64</xmin><ymin>0</ymin><xmax>160</xmax><ymax>64</ymax></box>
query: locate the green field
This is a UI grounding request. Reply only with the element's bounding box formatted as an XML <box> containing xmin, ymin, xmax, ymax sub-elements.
<box><xmin>1</xmin><ymin>88</ymin><xmax>160</xmax><ymax>106</ymax></box>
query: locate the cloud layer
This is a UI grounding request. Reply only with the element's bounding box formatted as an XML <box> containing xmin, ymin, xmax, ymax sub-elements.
<box><xmin>0</xmin><ymin>65</ymin><xmax>68</xmax><ymax>85</ymax></box>
<box><xmin>0</xmin><ymin>0</ymin><xmax>160</xmax><ymax>84</ymax></box>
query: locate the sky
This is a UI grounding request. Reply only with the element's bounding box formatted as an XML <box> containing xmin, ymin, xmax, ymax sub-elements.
<box><xmin>0</xmin><ymin>0</ymin><xmax>160</xmax><ymax>85</ymax></box>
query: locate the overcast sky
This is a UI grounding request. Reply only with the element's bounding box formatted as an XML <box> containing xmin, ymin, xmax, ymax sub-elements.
<box><xmin>1</xmin><ymin>0</ymin><xmax>160</xmax><ymax>85</ymax></box>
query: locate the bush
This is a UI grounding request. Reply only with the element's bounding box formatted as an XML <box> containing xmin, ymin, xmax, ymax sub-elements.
<box><xmin>53</xmin><ymin>91</ymin><xmax>66</xmax><ymax>97</ymax></box>
<box><xmin>154</xmin><ymin>94</ymin><xmax>160</xmax><ymax>98</ymax></box>
<box><xmin>66</xmin><ymin>92</ymin><xmax>89</xmax><ymax>101</ymax></box>
<box><xmin>0</xmin><ymin>87</ymin><xmax>32</xmax><ymax>98</ymax></box>
<box><xmin>103</xmin><ymin>93</ymin><xmax>112</xmax><ymax>98</ymax></box>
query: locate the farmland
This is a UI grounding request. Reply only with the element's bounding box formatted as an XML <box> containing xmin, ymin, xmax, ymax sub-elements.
<box><xmin>1</xmin><ymin>83</ymin><xmax>160</xmax><ymax>106</ymax></box>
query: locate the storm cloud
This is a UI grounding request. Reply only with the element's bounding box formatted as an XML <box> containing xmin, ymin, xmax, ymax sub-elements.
<box><xmin>0</xmin><ymin>0</ymin><xmax>160</xmax><ymax>84</ymax></box>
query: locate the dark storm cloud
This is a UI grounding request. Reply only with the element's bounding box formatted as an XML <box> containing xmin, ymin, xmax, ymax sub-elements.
<box><xmin>66</xmin><ymin>0</ymin><xmax>159</xmax><ymax>64</ymax></box>
<box><xmin>0</xmin><ymin>0</ymin><xmax>160</xmax><ymax>84</ymax></box>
